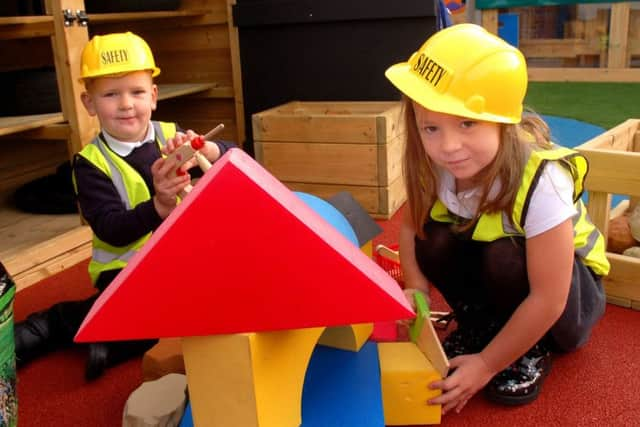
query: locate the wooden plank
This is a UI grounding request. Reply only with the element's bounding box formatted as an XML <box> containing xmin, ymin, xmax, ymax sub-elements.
<box><xmin>87</xmin><ymin>9</ymin><xmax>213</xmax><ymax>23</ymax></box>
<box><xmin>577</xmin><ymin>119</ymin><xmax>638</xmax><ymax>151</ymax></box>
<box><xmin>0</xmin><ymin>16</ymin><xmax>54</xmax><ymax>40</ymax></box>
<box><xmin>0</xmin><ymin>113</ymin><xmax>65</xmax><ymax>137</ymax></box>
<box><xmin>227</xmin><ymin>0</ymin><xmax>246</xmax><ymax>147</ymax></box>
<box><xmin>256</xmin><ymin>141</ymin><xmax>379</xmax><ymax>186</ymax></box>
<box><xmin>1</xmin><ymin>222</ymin><xmax>90</xmax><ymax>274</ymax></box>
<box><xmin>586</xmin><ymin>192</ymin><xmax>611</xmax><ymax>241</ymax></box>
<box><xmin>157</xmin><ymin>83</ymin><xmax>218</xmax><ymax>101</ymax></box>
<box><xmin>607</xmin><ymin>2</ymin><xmax>631</xmax><ymax>69</ymax></box>
<box><xmin>520</xmin><ymin>39</ymin><xmax>594</xmax><ymax>58</ymax></box>
<box><xmin>253</xmin><ymin>101</ymin><xmax>403</xmax><ymax>144</ymax></box>
<box><xmin>579</xmin><ymin>150</ymin><xmax>640</xmax><ymax>196</ymax></box>
<box><xmin>9</xmin><ymin>123</ymin><xmax>71</xmax><ymax>140</ymax></box>
<box><xmin>377</xmin><ymin>133</ymin><xmax>406</xmax><ymax>186</ymax></box>
<box><xmin>47</xmin><ymin>0</ymin><xmax>100</xmax><ymax>151</ymax></box>
<box><xmin>415</xmin><ymin>318</ymin><xmax>449</xmax><ymax>378</ymax></box>
<box><xmin>528</xmin><ymin>67</ymin><xmax>640</xmax><ymax>82</ymax></box>
<box><xmin>603</xmin><ymin>253</ymin><xmax>640</xmax><ymax>303</ymax></box>
<box><xmin>481</xmin><ymin>9</ymin><xmax>498</xmax><ymax>34</ymax></box>
<box><xmin>605</xmin><ymin>294</ymin><xmax>632</xmax><ymax>308</ymax></box>
<box><xmin>379</xmin><ymin>174</ymin><xmax>406</xmax><ymax>218</ymax></box>
<box><xmin>13</xmin><ymin>239</ymin><xmax>92</xmax><ymax>292</ymax></box>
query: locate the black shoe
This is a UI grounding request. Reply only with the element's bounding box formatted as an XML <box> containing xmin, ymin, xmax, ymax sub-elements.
<box><xmin>14</xmin><ymin>312</ymin><xmax>55</xmax><ymax>367</ymax></box>
<box><xmin>484</xmin><ymin>343</ymin><xmax>553</xmax><ymax>406</ymax></box>
<box><xmin>85</xmin><ymin>343</ymin><xmax>109</xmax><ymax>381</ymax></box>
<box><xmin>85</xmin><ymin>339</ymin><xmax>158</xmax><ymax>381</ymax></box>
<box><xmin>442</xmin><ymin>318</ymin><xmax>501</xmax><ymax>359</ymax></box>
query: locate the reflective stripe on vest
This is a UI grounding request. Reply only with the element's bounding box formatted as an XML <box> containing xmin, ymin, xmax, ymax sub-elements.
<box><xmin>430</xmin><ymin>145</ymin><xmax>610</xmax><ymax>276</ymax></box>
<box><xmin>76</xmin><ymin>121</ymin><xmax>177</xmax><ymax>284</ymax></box>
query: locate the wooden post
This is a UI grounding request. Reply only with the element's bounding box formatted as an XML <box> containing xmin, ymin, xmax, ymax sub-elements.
<box><xmin>481</xmin><ymin>8</ymin><xmax>498</xmax><ymax>34</ymax></box>
<box><xmin>607</xmin><ymin>2</ymin><xmax>631</xmax><ymax>69</ymax></box>
<box><xmin>45</xmin><ymin>0</ymin><xmax>99</xmax><ymax>156</ymax></box>
<box><xmin>227</xmin><ymin>0</ymin><xmax>246</xmax><ymax>147</ymax></box>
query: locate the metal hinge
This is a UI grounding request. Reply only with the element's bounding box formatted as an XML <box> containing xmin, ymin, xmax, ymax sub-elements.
<box><xmin>63</xmin><ymin>9</ymin><xmax>89</xmax><ymax>27</ymax></box>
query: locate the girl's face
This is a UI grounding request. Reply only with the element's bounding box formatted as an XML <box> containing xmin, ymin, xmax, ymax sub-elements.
<box><xmin>413</xmin><ymin>103</ymin><xmax>501</xmax><ymax>190</ymax></box>
<box><xmin>81</xmin><ymin>70</ymin><xmax>158</xmax><ymax>142</ymax></box>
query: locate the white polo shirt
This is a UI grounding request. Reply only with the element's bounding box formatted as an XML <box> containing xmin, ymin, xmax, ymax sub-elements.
<box><xmin>437</xmin><ymin>162</ymin><xmax>578</xmax><ymax>238</ymax></box>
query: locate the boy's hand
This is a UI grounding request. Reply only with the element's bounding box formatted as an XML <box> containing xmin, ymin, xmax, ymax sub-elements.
<box><xmin>150</xmin><ymin>154</ymin><xmax>191</xmax><ymax>219</ymax></box>
<box><xmin>164</xmin><ymin>130</ymin><xmax>200</xmax><ymax>173</ymax></box>
<box><xmin>164</xmin><ymin>130</ymin><xmax>222</xmax><ymax>170</ymax></box>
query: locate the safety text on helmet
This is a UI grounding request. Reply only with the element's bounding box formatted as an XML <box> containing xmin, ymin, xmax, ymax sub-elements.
<box><xmin>412</xmin><ymin>54</ymin><xmax>448</xmax><ymax>91</ymax></box>
<box><xmin>101</xmin><ymin>49</ymin><xmax>129</xmax><ymax>67</ymax></box>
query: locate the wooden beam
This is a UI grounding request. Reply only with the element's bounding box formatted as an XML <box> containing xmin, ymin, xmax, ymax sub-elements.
<box><xmin>528</xmin><ymin>67</ymin><xmax>640</xmax><ymax>82</ymax></box>
<box><xmin>608</xmin><ymin>2</ymin><xmax>631</xmax><ymax>69</ymax></box>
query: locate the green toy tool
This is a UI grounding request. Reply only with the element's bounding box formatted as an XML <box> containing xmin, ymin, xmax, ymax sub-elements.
<box><xmin>409</xmin><ymin>291</ymin><xmax>430</xmax><ymax>343</ymax></box>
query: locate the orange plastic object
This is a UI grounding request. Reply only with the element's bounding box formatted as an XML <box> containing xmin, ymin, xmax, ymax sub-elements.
<box><xmin>75</xmin><ymin>149</ymin><xmax>414</xmax><ymax>342</ymax></box>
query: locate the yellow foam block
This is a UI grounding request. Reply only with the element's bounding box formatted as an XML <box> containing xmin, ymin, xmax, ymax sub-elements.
<box><xmin>361</xmin><ymin>240</ymin><xmax>373</xmax><ymax>258</ymax></box>
<box><xmin>182</xmin><ymin>327</ymin><xmax>324</xmax><ymax>427</ymax></box>
<box><xmin>378</xmin><ymin>342</ymin><xmax>442</xmax><ymax>425</ymax></box>
<box><xmin>317</xmin><ymin>323</ymin><xmax>373</xmax><ymax>352</ymax></box>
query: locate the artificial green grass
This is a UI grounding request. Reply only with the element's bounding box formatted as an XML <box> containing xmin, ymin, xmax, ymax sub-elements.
<box><xmin>524</xmin><ymin>82</ymin><xmax>640</xmax><ymax>130</ymax></box>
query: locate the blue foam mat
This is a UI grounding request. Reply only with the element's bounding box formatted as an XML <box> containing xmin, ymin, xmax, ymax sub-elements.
<box><xmin>541</xmin><ymin>115</ymin><xmax>604</xmax><ymax>149</ymax></box>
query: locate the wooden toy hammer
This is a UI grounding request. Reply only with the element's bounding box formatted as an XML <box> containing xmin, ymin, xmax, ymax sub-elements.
<box><xmin>167</xmin><ymin>123</ymin><xmax>224</xmax><ymax>197</ymax></box>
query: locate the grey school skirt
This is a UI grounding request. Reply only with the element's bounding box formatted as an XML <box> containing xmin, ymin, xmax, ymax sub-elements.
<box><xmin>550</xmin><ymin>258</ymin><xmax>606</xmax><ymax>352</ymax></box>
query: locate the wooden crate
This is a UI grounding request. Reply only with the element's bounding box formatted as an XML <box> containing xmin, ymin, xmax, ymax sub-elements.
<box><xmin>576</xmin><ymin>119</ymin><xmax>640</xmax><ymax>309</ymax></box>
<box><xmin>252</xmin><ymin>101</ymin><xmax>406</xmax><ymax>219</ymax></box>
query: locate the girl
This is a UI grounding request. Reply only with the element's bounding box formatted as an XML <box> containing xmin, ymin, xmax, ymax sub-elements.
<box><xmin>385</xmin><ymin>24</ymin><xmax>609</xmax><ymax>414</ymax></box>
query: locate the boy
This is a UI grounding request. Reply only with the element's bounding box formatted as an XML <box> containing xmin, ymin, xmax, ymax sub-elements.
<box><xmin>14</xmin><ymin>32</ymin><xmax>235</xmax><ymax>380</ymax></box>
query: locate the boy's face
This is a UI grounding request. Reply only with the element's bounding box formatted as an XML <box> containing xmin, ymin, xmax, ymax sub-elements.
<box><xmin>81</xmin><ymin>70</ymin><xmax>158</xmax><ymax>142</ymax></box>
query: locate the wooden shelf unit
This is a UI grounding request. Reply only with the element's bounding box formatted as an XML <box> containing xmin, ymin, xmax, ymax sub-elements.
<box><xmin>0</xmin><ymin>0</ymin><xmax>245</xmax><ymax>291</ymax></box>
<box><xmin>480</xmin><ymin>2</ymin><xmax>640</xmax><ymax>82</ymax></box>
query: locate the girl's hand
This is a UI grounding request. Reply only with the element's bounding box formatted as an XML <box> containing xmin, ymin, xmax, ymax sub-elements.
<box><xmin>150</xmin><ymin>155</ymin><xmax>191</xmax><ymax>219</ymax></box>
<box><xmin>428</xmin><ymin>353</ymin><xmax>496</xmax><ymax>415</ymax></box>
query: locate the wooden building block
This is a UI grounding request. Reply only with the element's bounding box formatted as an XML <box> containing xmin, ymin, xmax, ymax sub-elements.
<box><xmin>301</xmin><ymin>342</ymin><xmax>385</xmax><ymax>427</ymax></box>
<box><xmin>75</xmin><ymin>149</ymin><xmax>413</xmax><ymax>342</ymax></box>
<box><xmin>378</xmin><ymin>342</ymin><xmax>442</xmax><ymax>426</ymax></box>
<box><xmin>253</xmin><ymin>101</ymin><xmax>407</xmax><ymax>219</ymax></box>
<box><xmin>317</xmin><ymin>323</ymin><xmax>373</xmax><ymax>352</ymax></box>
<box><xmin>576</xmin><ymin>119</ymin><xmax>640</xmax><ymax>308</ymax></box>
<box><xmin>142</xmin><ymin>338</ymin><xmax>185</xmax><ymax>382</ymax></box>
<box><xmin>182</xmin><ymin>327</ymin><xmax>324</xmax><ymax>427</ymax></box>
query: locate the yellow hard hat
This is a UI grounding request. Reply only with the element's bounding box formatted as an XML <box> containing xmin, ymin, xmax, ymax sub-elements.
<box><xmin>385</xmin><ymin>23</ymin><xmax>527</xmax><ymax>124</ymax></box>
<box><xmin>80</xmin><ymin>32</ymin><xmax>161</xmax><ymax>81</ymax></box>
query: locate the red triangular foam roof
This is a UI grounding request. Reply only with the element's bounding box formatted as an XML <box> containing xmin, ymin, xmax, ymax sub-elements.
<box><xmin>75</xmin><ymin>149</ymin><xmax>414</xmax><ymax>342</ymax></box>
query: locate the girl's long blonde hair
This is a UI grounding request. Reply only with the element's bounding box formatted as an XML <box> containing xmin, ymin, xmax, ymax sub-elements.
<box><xmin>402</xmin><ymin>97</ymin><xmax>553</xmax><ymax>238</ymax></box>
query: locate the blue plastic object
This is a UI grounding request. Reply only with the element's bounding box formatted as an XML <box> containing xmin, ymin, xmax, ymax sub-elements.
<box><xmin>179</xmin><ymin>342</ymin><xmax>385</xmax><ymax>427</ymax></box>
<box><xmin>498</xmin><ymin>13</ymin><xmax>519</xmax><ymax>47</ymax></box>
<box><xmin>301</xmin><ymin>341</ymin><xmax>385</xmax><ymax>427</ymax></box>
<box><xmin>295</xmin><ymin>192</ymin><xmax>359</xmax><ymax>247</ymax></box>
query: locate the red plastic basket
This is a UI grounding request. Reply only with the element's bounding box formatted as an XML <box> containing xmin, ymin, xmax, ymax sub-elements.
<box><xmin>374</xmin><ymin>243</ymin><xmax>403</xmax><ymax>285</ymax></box>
